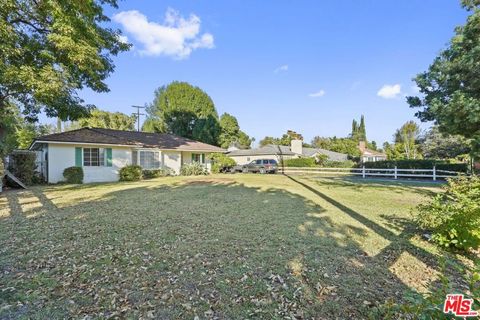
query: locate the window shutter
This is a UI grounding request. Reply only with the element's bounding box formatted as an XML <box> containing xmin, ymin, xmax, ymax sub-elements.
<box><xmin>192</xmin><ymin>153</ymin><xmax>195</xmax><ymax>162</ymax></box>
<box><xmin>75</xmin><ymin>147</ymin><xmax>82</xmax><ymax>167</ymax></box>
<box><xmin>106</xmin><ymin>148</ymin><xmax>113</xmax><ymax>167</ymax></box>
<box><xmin>201</xmin><ymin>154</ymin><xmax>205</xmax><ymax>164</ymax></box>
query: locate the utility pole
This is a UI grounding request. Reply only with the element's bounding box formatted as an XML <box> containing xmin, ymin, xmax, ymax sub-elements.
<box><xmin>131</xmin><ymin>105</ymin><xmax>145</xmax><ymax>132</ymax></box>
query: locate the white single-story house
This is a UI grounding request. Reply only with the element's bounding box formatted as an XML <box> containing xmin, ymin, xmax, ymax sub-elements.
<box><xmin>227</xmin><ymin>139</ymin><xmax>348</xmax><ymax>165</ymax></box>
<box><xmin>29</xmin><ymin>127</ymin><xmax>225</xmax><ymax>183</ymax></box>
<box><xmin>358</xmin><ymin>141</ymin><xmax>387</xmax><ymax>162</ymax></box>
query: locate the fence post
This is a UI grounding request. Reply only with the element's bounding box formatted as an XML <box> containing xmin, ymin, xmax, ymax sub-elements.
<box><xmin>362</xmin><ymin>166</ymin><xmax>365</xmax><ymax>179</ymax></box>
<box><xmin>433</xmin><ymin>166</ymin><xmax>436</xmax><ymax>181</ymax></box>
<box><xmin>394</xmin><ymin>166</ymin><xmax>397</xmax><ymax>180</ymax></box>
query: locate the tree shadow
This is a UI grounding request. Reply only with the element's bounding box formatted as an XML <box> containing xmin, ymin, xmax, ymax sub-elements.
<box><xmin>305</xmin><ymin>175</ymin><xmax>441</xmax><ymax>198</ymax></box>
<box><xmin>0</xmin><ymin>177</ymin><xmax>468</xmax><ymax>319</ymax></box>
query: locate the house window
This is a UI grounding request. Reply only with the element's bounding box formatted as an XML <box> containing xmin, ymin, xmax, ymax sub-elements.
<box><xmin>138</xmin><ymin>150</ymin><xmax>160</xmax><ymax>169</ymax></box>
<box><xmin>84</xmin><ymin>148</ymin><xmax>105</xmax><ymax>166</ymax></box>
<box><xmin>191</xmin><ymin>153</ymin><xmax>205</xmax><ymax>164</ymax></box>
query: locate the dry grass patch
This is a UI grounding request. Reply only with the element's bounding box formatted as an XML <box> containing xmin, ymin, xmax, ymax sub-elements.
<box><xmin>0</xmin><ymin>174</ymin><xmax>472</xmax><ymax>319</ymax></box>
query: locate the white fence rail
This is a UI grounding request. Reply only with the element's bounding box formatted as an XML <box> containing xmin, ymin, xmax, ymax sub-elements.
<box><xmin>281</xmin><ymin>166</ymin><xmax>466</xmax><ymax>181</ymax></box>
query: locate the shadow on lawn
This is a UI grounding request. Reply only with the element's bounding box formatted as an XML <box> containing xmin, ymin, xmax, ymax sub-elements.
<box><xmin>0</xmin><ymin>177</ymin><xmax>466</xmax><ymax>319</ymax></box>
<box><xmin>305</xmin><ymin>175</ymin><xmax>440</xmax><ymax>198</ymax></box>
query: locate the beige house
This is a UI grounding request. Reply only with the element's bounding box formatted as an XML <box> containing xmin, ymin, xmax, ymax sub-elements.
<box><xmin>227</xmin><ymin>139</ymin><xmax>348</xmax><ymax>165</ymax></box>
<box><xmin>29</xmin><ymin>128</ymin><xmax>224</xmax><ymax>183</ymax></box>
<box><xmin>358</xmin><ymin>141</ymin><xmax>387</xmax><ymax>162</ymax></box>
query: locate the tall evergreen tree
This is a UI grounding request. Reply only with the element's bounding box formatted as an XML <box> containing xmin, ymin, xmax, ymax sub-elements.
<box><xmin>351</xmin><ymin>120</ymin><xmax>359</xmax><ymax>139</ymax></box>
<box><xmin>358</xmin><ymin>115</ymin><xmax>367</xmax><ymax>141</ymax></box>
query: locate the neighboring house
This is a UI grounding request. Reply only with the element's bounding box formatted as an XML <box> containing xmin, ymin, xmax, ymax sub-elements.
<box><xmin>227</xmin><ymin>139</ymin><xmax>348</xmax><ymax>165</ymax></box>
<box><xmin>29</xmin><ymin>128</ymin><xmax>224</xmax><ymax>183</ymax></box>
<box><xmin>358</xmin><ymin>141</ymin><xmax>387</xmax><ymax>162</ymax></box>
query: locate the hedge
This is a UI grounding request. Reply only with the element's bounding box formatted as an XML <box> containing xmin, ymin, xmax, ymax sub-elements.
<box><xmin>283</xmin><ymin>157</ymin><xmax>355</xmax><ymax>168</ymax></box>
<box><xmin>359</xmin><ymin>160</ymin><xmax>468</xmax><ymax>173</ymax></box>
<box><xmin>63</xmin><ymin>166</ymin><xmax>83</xmax><ymax>184</ymax></box>
<box><xmin>119</xmin><ymin>165</ymin><xmax>142</xmax><ymax>181</ymax></box>
<box><xmin>283</xmin><ymin>158</ymin><xmax>317</xmax><ymax>167</ymax></box>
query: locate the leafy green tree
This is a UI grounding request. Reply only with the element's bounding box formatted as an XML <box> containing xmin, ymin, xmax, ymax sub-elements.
<box><xmin>0</xmin><ymin>0</ymin><xmax>130</xmax><ymax>122</ymax></box>
<box><xmin>259</xmin><ymin>136</ymin><xmax>279</xmax><ymax>147</ymax></box>
<box><xmin>420</xmin><ymin>126</ymin><xmax>471</xmax><ymax>159</ymax></box>
<box><xmin>142</xmin><ymin>117</ymin><xmax>165</xmax><ymax>133</ymax></box>
<box><xmin>218</xmin><ymin>113</ymin><xmax>252</xmax><ymax>149</ymax></box>
<box><xmin>407</xmin><ymin>1</ymin><xmax>480</xmax><ymax>154</ymax></box>
<box><xmin>0</xmin><ymin>103</ymin><xmax>21</xmax><ymax>156</ymax></box>
<box><xmin>192</xmin><ymin>116</ymin><xmax>221</xmax><ymax>146</ymax></box>
<box><xmin>238</xmin><ymin>131</ymin><xmax>253</xmax><ymax>149</ymax></box>
<box><xmin>16</xmin><ymin>123</ymin><xmax>55</xmax><ymax>149</ymax></box>
<box><xmin>311</xmin><ymin>136</ymin><xmax>361</xmax><ymax>157</ymax></box>
<box><xmin>259</xmin><ymin>130</ymin><xmax>303</xmax><ymax>147</ymax></box>
<box><xmin>66</xmin><ymin>109</ymin><xmax>137</xmax><ymax>131</ymax></box>
<box><xmin>394</xmin><ymin>121</ymin><xmax>422</xmax><ymax>159</ymax></box>
<box><xmin>145</xmin><ymin>82</ymin><xmax>220</xmax><ymax>144</ymax></box>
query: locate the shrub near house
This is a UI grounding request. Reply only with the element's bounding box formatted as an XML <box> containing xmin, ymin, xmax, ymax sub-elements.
<box><xmin>63</xmin><ymin>167</ymin><xmax>84</xmax><ymax>184</ymax></box>
<box><xmin>119</xmin><ymin>165</ymin><xmax>142</xmax><ymax>182</ymax></box>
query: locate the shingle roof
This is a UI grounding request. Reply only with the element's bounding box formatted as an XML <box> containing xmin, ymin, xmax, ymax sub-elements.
<box><xmin>32</xmin><ymin>128</ymin><xmax>225</xmax><ymax>152</ymax></box>
<box><xmin>228</xmin><ymin>144</ymin><xmax>348</xmax><ymax>161</ymax></box>
<box><xmin>302</xmin><ymin>147</ymin><xmax>349</xmax><ymax>161</ymax></box>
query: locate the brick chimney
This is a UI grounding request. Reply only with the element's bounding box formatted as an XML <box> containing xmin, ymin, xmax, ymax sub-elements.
<box><xmin>291</xmin><ymin>139</ymin><xmax>303</xmax><ymax>155</ymax></box>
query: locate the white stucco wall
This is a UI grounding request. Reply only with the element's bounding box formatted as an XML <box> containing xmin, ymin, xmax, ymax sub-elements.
<box><xmin>47</xmin><ymin>144</ymin><xmax>218</xmax><ymax>182</ymax></box>
<box><xmin>48</xmin><ymin>144</ymin><xmax>75</xmax><ymax>183</ymax></box>
<box><xmin>229</xmin><ymin>154</ymin><xmax>293</xmax><ymax>165</ymax></box>
<box><xmin>162</xmin><ymin>151</ymin><xmax>182</xmax><ymax>174</ymax></box>
<box><xmin>47</xmin><ymin>144</ymin><xmax>132</xmax><ymax>183</ymax></box>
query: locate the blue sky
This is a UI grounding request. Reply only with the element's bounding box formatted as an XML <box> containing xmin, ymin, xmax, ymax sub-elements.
<box><xmin>76</xmin><ymin>0</ymin><xmax>468</xmax><ymax>146</ymax></box>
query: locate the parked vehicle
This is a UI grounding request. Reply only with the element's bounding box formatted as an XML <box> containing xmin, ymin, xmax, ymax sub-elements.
<box><xmin>233</xmin><ymin>159</ymin><xmax>278</xmax><ymax>174</ymax></box>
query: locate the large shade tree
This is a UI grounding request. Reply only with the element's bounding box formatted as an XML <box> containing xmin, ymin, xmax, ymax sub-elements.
<box><xmin>407</xmin><ymin>0</ymin><xmax>480</xmax><ymax>154</ymax></box>
<box><xmin>65</xmin><ymin>109</ymin><xmax>137</xmax><ymax>131</ymax></box>
<box><xmin>311</xmin><ymin>136</ymin><xmax>361</xmax><ymax>157</ymax></box>
<box><xmin>218</xmin><ymin>113</ymin><xmax>252</xmax><ymax>149</ymax></box>
<box><xmin>420</xmin><ymin>126</ymin><xmax>471</xmax><ymax>159</ymax></box>
<box><xmin>0</xmin><ymin>0</ymin><xmax>130</xmax><ymax>122</ymax></box>
<box><xmin>144</xmin><ymin>82</ymin><xmax>220</xmax><ymax>145</ymax></box>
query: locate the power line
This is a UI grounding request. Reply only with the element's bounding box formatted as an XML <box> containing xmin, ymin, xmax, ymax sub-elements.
<box><xmin>131</xmin><ymin>105</ymin><xmax>145</xmax><ymax>132</ymax></box>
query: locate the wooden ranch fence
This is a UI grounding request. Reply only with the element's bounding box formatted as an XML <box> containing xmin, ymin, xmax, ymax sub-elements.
<box><xmin>281</xmin><ymin>166</ymin><xmax>466</xmax><ymax>181</ymax></box>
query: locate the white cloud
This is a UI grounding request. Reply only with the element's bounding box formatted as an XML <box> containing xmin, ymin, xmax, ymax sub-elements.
<box><xmin>308</xmin><ymin>89</ymin><xmax>326</xmax><ymax>98</ymax></box>
<box><xmin>377</xmin><ymin>84</ymin><xmax>401</xmax><ymax>99</ymax></box>
<box><xmin>117</xmin><ymin>35</ymin><xmax>129</xmax><ymax>44</ymax></box>
<box><xmin>274</xmin><ymin>64</ymin><xmax>288</xmax><ymax>73</ymax></box>
<box><xmin>113</xmin><ymin>8</ymin><xmax>214</xmax><ymax>59</ymax></box>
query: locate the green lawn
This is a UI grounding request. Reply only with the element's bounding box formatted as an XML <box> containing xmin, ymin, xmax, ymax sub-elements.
<box><xmin>0</xmin><ymin>174</ymin><xmax>473</xmax><ymax>318</ymax></box>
